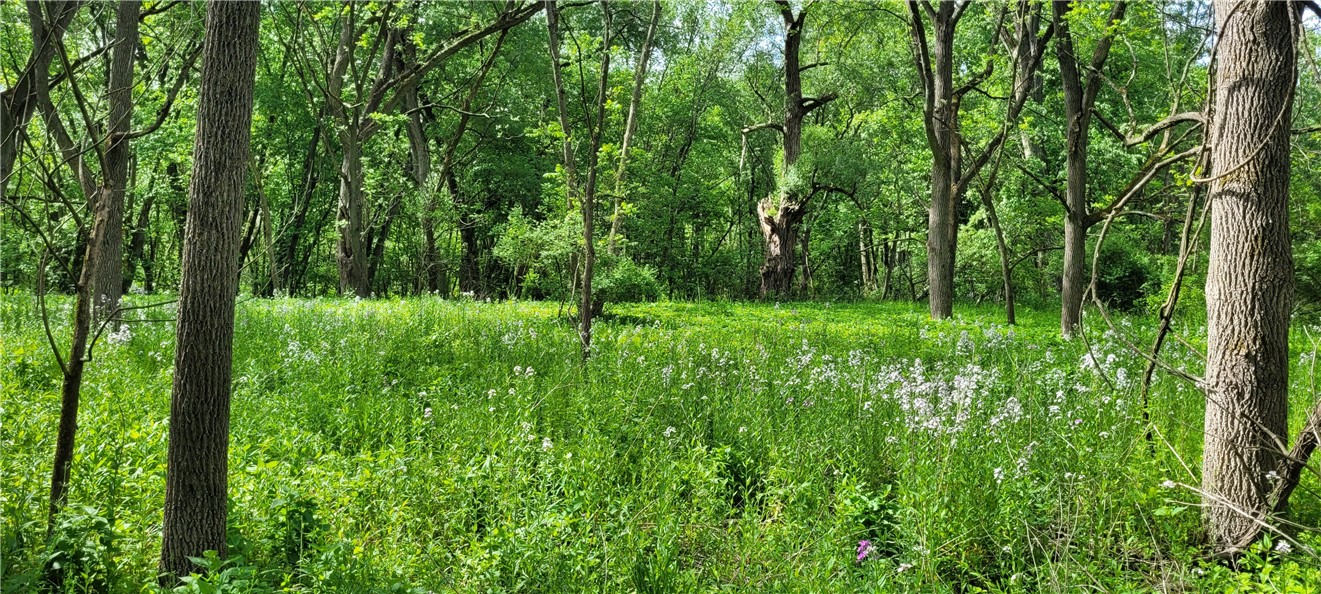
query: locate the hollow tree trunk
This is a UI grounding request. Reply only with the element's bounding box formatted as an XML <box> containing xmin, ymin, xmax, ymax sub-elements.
<box><xmin>1201</xmin><ymin>0</ymin><xmax>1296</xmax><ymax>552</ymax></box>
<box><xmin>158</xmin><ymin>0</ymin><xmax>259</xmax><ymax>582</ymax></box>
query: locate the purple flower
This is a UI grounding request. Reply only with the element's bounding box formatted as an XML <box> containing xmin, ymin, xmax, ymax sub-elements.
<box><xmin>856</xmin><ymin>539</ymin><xmax>874</xmax><ymax>562</ymax></box>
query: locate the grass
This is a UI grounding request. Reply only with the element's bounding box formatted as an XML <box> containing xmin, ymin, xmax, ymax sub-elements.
<box><xmin>3</xmin><ymin>294</ymin><xmax>1321</xmax><ymax>592</ymax></box>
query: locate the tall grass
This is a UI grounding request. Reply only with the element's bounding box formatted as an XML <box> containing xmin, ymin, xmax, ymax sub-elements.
<box><xmin>3</xmin><ymin>295</ymin><xmax>1319</xmax><ymax>592</ymax></box>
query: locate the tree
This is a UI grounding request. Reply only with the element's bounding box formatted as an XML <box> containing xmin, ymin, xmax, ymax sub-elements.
<box><xmin>1200</xmin><ymin>0</ymin><xmax>1297</xmax><ymax>553</ymax></box>
<box><xmin>43</xmin><ymin>0</ymin><xmax>143</xmax><ymax>541</ymax></box>
<box><xmin>546</xmin><ymin>0</ymin><xmax>612</xmax><ymax>356</ymax></box>
<box><xmin>908</xmin><ymin>0</ymin><xmax>1048</xmax><ymax>319</ymax></box>
<box><xmin>747</xmin><ymin>1</ymin><xmax>835</xmax><ymax>298</ymax></box>
<box><xmin>1053</xmin><ymin>0</ymin><xmax>1126</xmax><ymax>337</ymax></box>
<box><xmin>157</xmin><ymin>0</ymin><xmax>261</xmax><ymax>580</ymax></box>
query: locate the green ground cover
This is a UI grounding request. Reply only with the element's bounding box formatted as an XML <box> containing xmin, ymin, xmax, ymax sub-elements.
<box><xmin>3</xmin><ymin>296</ymin><xmax>1320</xmax><ymax>592</ymax></box>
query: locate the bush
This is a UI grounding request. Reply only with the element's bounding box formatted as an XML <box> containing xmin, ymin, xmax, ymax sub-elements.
<box><xmin>593</xmin><ymin>256</ymin><xmax>662</xmax><ymax>309</ymax></box>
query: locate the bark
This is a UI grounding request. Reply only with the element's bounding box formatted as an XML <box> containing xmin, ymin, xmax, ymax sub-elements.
<box><xmin>87</xmin><ymin>0</ymin><xmax>142</xmax><ymax>319</ymax></box>
<box><xmin>546</xmin><ymin>0</ymin><xmax>579</xmax><ymax>208</ymax></box>
<box><xmin>158</xmin><ymin>0</ymin><xmax>260</xmax><ymax>581</ymax></box>
<box><xmin>1</xmin><ymin>1</ymin><xmax>81</xmax><ymax>202</ymax></box>
<box><xmin>1201</xmin><ymin>0</ymin><xmax>1296</xmax><ymax>553</ymax></box>
<box><xmin>336</xmin><ymin>135</ymin><xmax>371</xmax><ymax>296</ymax></box>
<box><xmin>123</xmin><ymin>179</ymin><xmax>155</xmax><ymax>294</ymax></box>
<box><xmin>757</xmin><ymin>1</ymin><xmax>834</xmax><ymax>298</ymax></box>
<box><xmin>44</xmin><ymin>2</ymin><xmax>138</xmax><ymax>565</ymax></box>
<box><xmin>607</xmin><ymin>0</ymin><xmax>660</xmax><ymax>254</ymax></box>
<box><xmin>910</xmin><ymin>0</ymin><xmax>960</xmax><ymax>318</ymax></box>
<box><xmin>1054</xmin><ymin>0</ymin><xmax>1127</xmax><ymax>337</ymax></box>
<box><xmin>909</xmin><ymin>0</ymin><xmax>1048</xmax><ymax>319</ymax></box>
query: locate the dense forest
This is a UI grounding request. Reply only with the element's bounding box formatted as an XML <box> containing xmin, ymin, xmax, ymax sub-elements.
<box><xmin>5</xmin><ymin>0</ymin><xmax>1321</xmax><ymax>591</ymax></box>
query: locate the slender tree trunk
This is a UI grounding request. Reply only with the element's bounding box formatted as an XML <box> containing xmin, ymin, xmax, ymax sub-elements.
<box><xmin>45</xmin><ymin>1</ymin><xmax>139</xmax><ymax>563</ymax></box>
<box><xmin>87</xmin><ymin>0</ymin><xmax>141</xmax><ymax>320</ymax></box>
<box><xmin>1053</xmin><ymin>0</ymin><xmax>1126</xmax><ymax>336</ymax></box>
<box><xmin>580</xmin><ymin>0</ymin><xmax>612</xmax><ymax>356</ymax></box>
<box><xmin>253</xmin><ymin>161</ymin><xmax>278</xmax><ymax>295</ymax></box>
<box><xmin>1</xmin><ymin>1</ymin><xmax>81</xmax><ymax>202</ymax></box>
<box><xmin>546</xmin><ymin>0</ymin><xmax>579</xmax><ymax>208</ymax></box>
<box><xmin>1201</xmin><ymin>0</ymin><xmax>1296</xmax><ymax>552</ymax></box>
<box><xmin>158</xmin><ymin>0</ymin><xmax>260</xmax><ymax>581</ymax></box>
<box><xmin>282</xmin><ymin>118</ymin><xmax>323</xmax><ymax>296</ymax></box>
<box><xmin>123</xmin><ymin>186</ymin><xmax>155</xmax><ymax>295</ymax></box>
<box><xmin>607</xmin><ymin>0</ymin><xmax>660</xmax><ymax>254</ymax></box>
<box><xmin>336</xmin><ymin>135</ymin><xmax>371</xmax><ymax>297</ymax></box>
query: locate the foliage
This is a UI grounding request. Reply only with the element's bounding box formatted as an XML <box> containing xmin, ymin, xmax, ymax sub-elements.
<box><xmin>6</xmin><ymin>295</ymin><xmax>1321</xmax><ymax>592</ymax></box>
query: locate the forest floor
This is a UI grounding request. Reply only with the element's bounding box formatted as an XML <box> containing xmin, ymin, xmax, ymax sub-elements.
<box><xmin>4</xmin><ymin>295</ymin><xmax>1321</xmax><ymax>592</ymax></box>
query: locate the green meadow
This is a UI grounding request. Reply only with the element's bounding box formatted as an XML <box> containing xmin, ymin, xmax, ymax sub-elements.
<box><xmin>4</xmin><ymin>296</ymin><xmax>1320</xmax><ymax>592</ymax></box>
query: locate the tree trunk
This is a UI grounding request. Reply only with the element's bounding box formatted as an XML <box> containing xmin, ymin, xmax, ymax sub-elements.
<box><xmin>1201</xmin><ymin>0</ymin><xmax>1296</xmax><ymax>552</ymax></box>
<box><xmin>123</xmin><ymin>184</ymin><xmax>155</xmax><ymax>295</ymax></box>
<box><xmin>87</xmin><ymin>0</ymin><xmax>141</xmax><ymax>320</ymax></box>
<box><xmin>1053</xmin><ymin>0</ymin><xmax>1126</xmax><ymax>337</ymax></box>
<box><xmin>607</xmin><ymin>0</ymin><xmax>660</xmax><ymax>254</ymax></box>
<box><xmin>283</xmin><ymin>119</ymin><xmax>322</xmax><ymax>296</ymax></box>
<box><xmin>45</xmin><ymin>1</ymin><xmax>139</xmax><ymax>564</ymax></box>
<box><xmin>158</xmin><ymin>0</ymin><xmax>260</xmax><ymax>581</ymax></box>
<box><xmin>336</xmin><ymin>136</ymin><xmax>371</xmax><ymax>297</ymax></box>
<box><xmin>546</xmin><ymin>0</ymin><xmax>579</xmax><ymax>209</ymax></box>
<box><xmin>913</xmin><ymin>1</ymin><xmax>959</xmax><ymax>319</ymax></box>
<box><xmin>756</xmin><ymin>2</ymin><xmax>833</xmax><ymax>299</ymax></box>
<box><xmin>1</xmin><ymin>1</ymin><xmax>81</xmax><ymax>202</ymax></box>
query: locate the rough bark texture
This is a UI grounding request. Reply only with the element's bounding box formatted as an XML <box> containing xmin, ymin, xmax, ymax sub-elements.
<box><xmin>1053</xmin><ymin>0</ymin><xmax>1126</xmax><ymax>337</ymax></box>
<box><xmin>1201</xmin><ymin>0</ymin><xmax>1296</xmax><ymax>552</ymax></box>
<box><xmin>158</xmin><ymin>0</ymin><xmax>260</xmax><ymax>581</ymax></box>
<box><xmin>910</xmin><ymin>0</ymin><xmax>959</xmax><ymax>319</ymax></box>
<box><xmin>757</xmin><ymin>1</ymin><xmax>833</xmax><ymax>298</ymax></box>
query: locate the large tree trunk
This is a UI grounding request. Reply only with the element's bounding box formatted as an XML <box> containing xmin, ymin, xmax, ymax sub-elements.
<box><xmin>758</xmin><ymin>206</ymin><xmax>803</xmax><ymax>297</ymax></box>
<box><xmin>158</xmin><ymin>0</ymin><xmax>260</xmax><ymax>581</ymax></box>
<box><xmin>755</xmin><ymin>2</ymin><xmax>833</xmax><ymax>299</ymax></box>
<box><xmin>1201</xmin><ymin>0</ymin><xmax>1296</xmax><ymax>552</ymax></box>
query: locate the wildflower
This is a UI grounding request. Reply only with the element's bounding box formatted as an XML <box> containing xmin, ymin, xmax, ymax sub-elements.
<box><xmin>896</xmin><ymin>562</ymin><xmax>913</xmax><ymax>573</ymax></box>
<box><xmin>993</xmin><ymin>467</ymin><xmax>1005</xmax><ymax>484</ymax></box>
<box><xmin>739</xmin><ymin>426</ymin><xmax>747</xmax><ymax>433</ymax></box>
<box><xmin>663</xmin><ymin>426</ymin><xmax>676</xmax><ymax>438</ymax></box>
<box><xmin>856</xmin><ymin>540</ymin><xmax>874</xmax><ymax>562</ymax></box>
<box><xmin>423</xmin><ymin>407</ymin><xmax>433</xmax><ymax>420</ymax></box>
<box><xmin>1275</xmin><ymin>540</ymin><xmax>1292</xmax><ymax>554</ymax></box>
<box><xmin>1161</xmin><ymin>480</ymin><xmax>1177</xmax><ymax>489</ymax></box>
<box><xmin>542</xmin><ymin>437</ymin><xmax>553</xmax><ymax>451</ymax></box>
